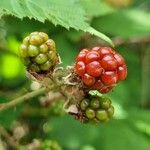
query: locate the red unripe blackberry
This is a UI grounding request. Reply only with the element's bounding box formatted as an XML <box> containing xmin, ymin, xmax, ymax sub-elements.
<box><xmin>19</xmin><ymin>32</ymin><xmax>59</xmax><ymax>73</ymax></box>
<box><xmin>75</xmin><ymin>47</ymin><xmax>127</xmax><ymax>93</ymax></box>
<box><xmin>82</xmin><ymin>74</ymin><xmax>95</xmax><ymax>86</ymax></box>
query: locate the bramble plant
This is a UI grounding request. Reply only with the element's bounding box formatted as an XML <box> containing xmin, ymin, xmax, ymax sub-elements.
<box><xmin>19</xmin><ymin>31</ymin><xmax>127</xmax><ymax>124</ymax></box>
<box><xmin>0</xmin><ymin>0</ymin><xmax>149</xmax><ymax>150</ymax></box>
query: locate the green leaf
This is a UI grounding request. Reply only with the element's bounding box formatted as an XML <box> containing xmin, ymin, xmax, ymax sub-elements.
<box><xmin>93</xmin><ymin>9</ymin><xmax>150</xmax><ymax>38</ymax></box>
<box><xmin>0</xmin><ymin>96</ymin><xmax>23</xmax><ymax>129</ymax></box>
<box><xmin>0</xmin><ymin>0</ymin><xmax>113</xmax><ymax>46</ymax></box>
<box><xmin>46</xmin><ymin>116</ymin><xmax>150</xmax><ymax>150</ymax></box>
<box><xmin>80</xmin><ymin>0</ymin><xmax>114</xmax><ymax>17</ymax></box>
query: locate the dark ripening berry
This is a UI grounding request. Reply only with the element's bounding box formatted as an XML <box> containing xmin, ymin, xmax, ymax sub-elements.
<box><xmin>85</xmin><ymin>51</ymin><xmax>100</xmax><ymax>63</ymax></box>
<box><xmin>75</xmin><ymin>61</ymin><xmax>85</xmax><ymax>76</ymax></box>
<box><xmin>96</xmin><ymin>110</ymin><xmax>108</xmax><ymax>121</ymax></box>
<box><xmin>85</xmin><ymin>108</ymin><xmax>95</xmax><ymax>119</ymax></box>
<box><xmin>82</xmin><ymin>73</ymin><xmax>95</xmax><ymax>86</ymax></box>
<box><xmin>101</xmin><ymin>54</ymin><xmax>117</xmax><ymax>70</ymax></box>
<box><xmin>86</xmin><ymin>61</ymin><xmax>103</xmax><ymax>77</ymax></box>
<box><xmin>101</xmin><ymin>71</ymin><xmax>118</xmax><ymax>85</ymax></box>
<box><xmin>117</xmin><ymin>65</ymin><xmax>127</xmax><ymax>80</ymax></box>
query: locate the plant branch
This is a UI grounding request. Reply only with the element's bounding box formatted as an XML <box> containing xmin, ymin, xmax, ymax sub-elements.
<box><xmin>0</xmin><ymin>87</ymin><xmax>47</xmax><ymax>112</ymax></box>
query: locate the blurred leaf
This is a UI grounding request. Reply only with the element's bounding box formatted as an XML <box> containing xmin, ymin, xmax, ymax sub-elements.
<box><xmin>141</xmin><ymin>47</ymin><xmax>150</xmax><ymax>107</ymax></box>
<box><xmin>54</xmin><ymin>35</ymin><xmax>78</xmax><ymax>66</ymax></box>
<box><xmin>1</xmin><ymin>54</ymin><xmax>24</xmax><ymax>79</ymax></box>
<box><xmin>47</xmin><ymin>116</ymin><xmax>150</xmax><ymax>150</ymax></box>
<box><xmin>0</xmin><ymin>96</ymin><xmax>23</xmax><ymax>129</ymax></box>
<box><xmin>93</xmin><ymin>9</ymin><xmax>150</xmax><ymax>38</ymax></box>
<box><xmin>80</xmin><ymin>0</ymin><xmax>114</xmax><ymax>17</ymax></box>
<box><xmin>108</xmin><ymin>46</ymin><xmax>141</xmax><ymax>108</ymax></box>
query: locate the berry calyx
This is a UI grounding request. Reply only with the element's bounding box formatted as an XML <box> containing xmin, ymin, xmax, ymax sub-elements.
<box><xmin>19</xmin><ymin>32</ymin><xmax>59</xmax><ymax>73</ymax></box>
<box><xmin>75</xmin><ymin>46</ymin><xmax>127</xmax><ymax>93</ymax></box>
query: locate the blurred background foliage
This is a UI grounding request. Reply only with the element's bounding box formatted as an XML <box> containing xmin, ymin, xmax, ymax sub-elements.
<box><xmin>0</xmin><ymin>0</ymin><xmax>150</xmax><ymax>149</ymax></box>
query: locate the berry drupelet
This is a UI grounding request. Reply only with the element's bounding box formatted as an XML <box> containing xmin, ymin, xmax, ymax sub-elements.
<box><xmin>75</xmin><ymin>47</ymin><xmax>127</xmax><ymax>93</ymax></box>
<box><xmin>19</xmin><ymin>32</ymin><xmax>59</xmax><ymax>73</ymax></box>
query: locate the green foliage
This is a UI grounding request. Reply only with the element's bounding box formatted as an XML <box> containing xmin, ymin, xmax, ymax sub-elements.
<box><xmin>80</xmin><ymin>0</ymin><xmax>114</xmax><ymax>17</ymax></box>
<box><xmin>0</xmin><ymin>0</ymin><xmax>113</xmax><ymax>45</ymax></box>
<box><xmin>0</xmin><ymin>0</ymin><xmax>150</xmax><ymax>149</ymax></box>
<box><xmin>93</xmin><ymin>9</ymin><xmax>150</xmax><ymax>38</ymax></box>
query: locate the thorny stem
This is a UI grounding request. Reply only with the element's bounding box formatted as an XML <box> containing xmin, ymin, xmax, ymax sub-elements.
<box><xmin>0</xmin><ymin>87</ymin><xmax>47</xmax><ymax>112</ymax></box>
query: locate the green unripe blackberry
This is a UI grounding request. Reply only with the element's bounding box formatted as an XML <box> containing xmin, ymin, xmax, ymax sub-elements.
<box><xmin>77</xmin><ymin>94</ymin><xmax>114</xmax><ymax>124</ymax></box>
<box><xmin>19</xmin><ymin>32</ymin><xmax>59</xmax><ymax>73</ymax></box>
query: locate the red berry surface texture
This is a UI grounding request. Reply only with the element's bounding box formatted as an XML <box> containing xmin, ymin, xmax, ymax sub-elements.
<box><xmin>75</xmin><ymin>47</ymin><xmax>127</xmax><ymax>93</ymax></box>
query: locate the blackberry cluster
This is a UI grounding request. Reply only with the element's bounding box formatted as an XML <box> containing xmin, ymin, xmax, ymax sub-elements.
<box><xmin>19</xmin><ymin>32</ymin><xmax>58</xmax><ymax>73</ymax></box>
<box><xmin>77</xmin><ymin>95</ymin><xmax>114</xmax><ymax>123</ymax></box>
<box><xmin>75</xmin><ymin>47</ymin><xmax>127</xmax><ymax>93</ymax></box>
